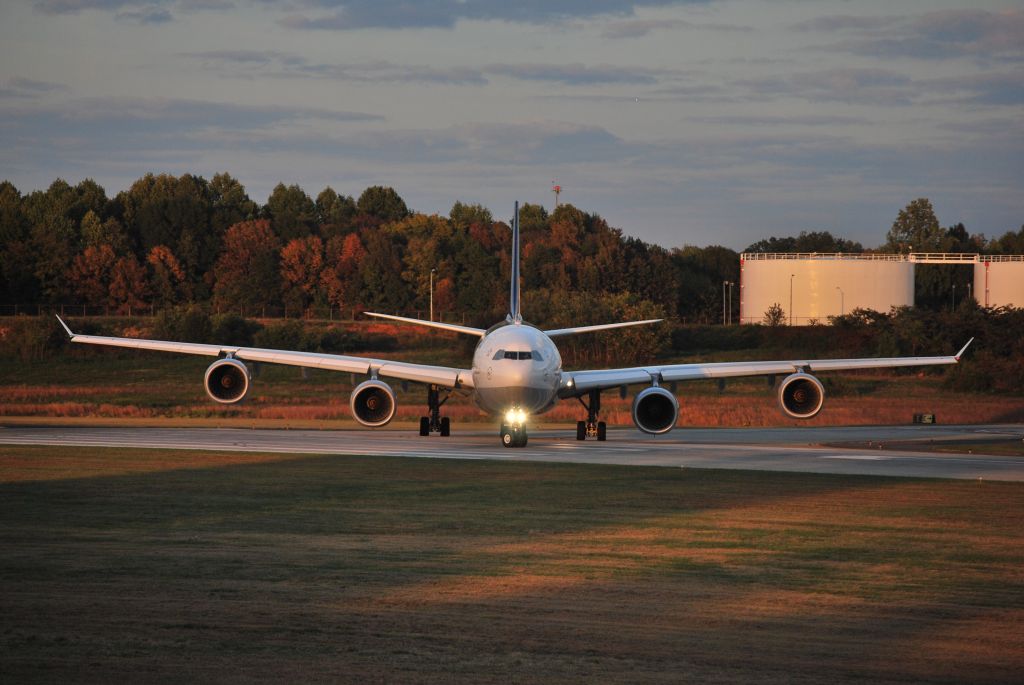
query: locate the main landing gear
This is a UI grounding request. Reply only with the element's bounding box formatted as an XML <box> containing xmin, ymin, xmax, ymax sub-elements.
<box><xmin>576</xmin><ymin>389</ymin><xmax>607</xmax><ymax>441</ymax></box>
<box><xmin>419</xmin><ymin>385</ymin><xmax>451</xmax><ymax>437</ymax></box>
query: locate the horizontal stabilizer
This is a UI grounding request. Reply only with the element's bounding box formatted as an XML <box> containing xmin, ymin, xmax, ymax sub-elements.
<box><xmin>544</xmin><ymin>319</ymin><xmax>662</xmax><ymax>338</ymax></box>
<box><xmin>364</xmin><ymin>312</ymin><xmax>486</xmax><ymax>337</ymax></box>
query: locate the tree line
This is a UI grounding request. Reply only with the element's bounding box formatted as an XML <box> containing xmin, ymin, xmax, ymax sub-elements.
<box><xmin>1</xmin><ymin>177</ymin><xmax>1021</xmax><ymax>324</ymax></box>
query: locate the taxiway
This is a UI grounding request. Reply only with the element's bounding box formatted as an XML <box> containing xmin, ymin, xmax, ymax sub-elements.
<box><xmin>2</xmin><ymin>423</ymin><xmax>1022</xmax><ymax>481</ymax></box>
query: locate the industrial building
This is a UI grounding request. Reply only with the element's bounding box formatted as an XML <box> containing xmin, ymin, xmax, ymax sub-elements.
<box><xmin>739</xmin><ymin>253</ymin><xmax>1024</xmax><ymax>325</ymax></box>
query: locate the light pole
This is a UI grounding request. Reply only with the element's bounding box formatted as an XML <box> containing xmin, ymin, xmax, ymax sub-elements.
<box><xmin>836</xmin><ymin>286</ymin><xmax>844</xmax><ymax>316</ymax></box>
<box><xmin>789</xmin><ymin>274</ymin><xmax>795</xmax><ymax>326</ymax></box>
<box><xmin>722</xmin><ymin>281</ymin><xmax>731</xmax><ymax>325</ymax></box>
<box><xmin>952</xmin><ymin>283</ymin><xmax>956</xmax><ymax>312</ymax></box>
<box><xmin>429</xmin><ymin>268</ymin><xmax>436</xmax><ymax>322</ymax></box>
<box><xmin>728</xmin><ymin>282</ymin><xmax>734</xmax><ymax>325</ymax></box>
<box><xmin>967</xmin><ymin>282</ymin><xmax>972</xmax><ymax>303</ymax></box>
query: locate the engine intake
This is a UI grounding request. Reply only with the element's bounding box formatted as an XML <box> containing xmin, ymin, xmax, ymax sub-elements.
<box><xmin>632</xmin><ymin>386</ymin><xmax>679</xmax><ymax>435</ymax></box>
<box><xmin>204</xmin><ymin>358</ymin><xmax>251</xmax><ymax>404</ymax></box>
<box><xmin>350</xmin><ymin>379</ymin><xmax>397</xmax><ymax>427</ymax></box>
<box><xmin>778</xmin><ymin>372</ymin><xmax>824</xmax><ymax>419</ymax></box>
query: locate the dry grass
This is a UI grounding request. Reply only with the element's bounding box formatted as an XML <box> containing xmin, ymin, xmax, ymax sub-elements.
<box><xmin>3</xmin><ymin>355</ymin><xmax>1023</xmax><ymax>427</ymax></box>
<box><xmin>1</xmin><ymin>446</ymin><xmax>1023</xmax><ymax>683</ymax></box>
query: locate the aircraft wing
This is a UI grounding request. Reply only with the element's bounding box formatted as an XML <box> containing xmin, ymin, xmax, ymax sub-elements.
<box><xmin>56</xmin><ymin>317</ymin><xmax>474</xmax><ymax>390</ymax></box>
<box><xmin>559</xmin><ymin>339</ymin><xmax>973</xmax><ymax>397</ymax></box>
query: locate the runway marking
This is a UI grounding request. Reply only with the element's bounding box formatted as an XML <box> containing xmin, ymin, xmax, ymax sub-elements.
<box><xmin>821</xmin><ymin>455</ymin><xmax>892</xmax><ymax>461</ymax></box>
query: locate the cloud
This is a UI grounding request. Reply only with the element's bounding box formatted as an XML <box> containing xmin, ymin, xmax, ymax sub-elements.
<box><xmin>115</xmin><ymin>5</ymin><xmax>173</xmax><ymax>23</ymax></box>
<box><xmin>34</xmin><ymin>0</ymin><xmax>230</xmax><ymax>16</ymax></box>
<box><xmin>925</xmin><ymin>71</ymin><xmax>1024</xmax><ymax>106</ymax></box>
<box><xmin>280</xmin><ymin>0</ymin><xmax>712</xmax><ymax>31</ymax></box>
<box><xmin>804</xmin><ymin>9</ymin><xmax>1024</xmax><ymax>62</ymax></box>
<box><xmin>181</xmin><ymin>51</ymin><xmax>489</xmax><ymax>85</ymax></box>
<box><xmin>0</xmin><ymin>77</ymin><xmax>69</xmax><ymax>98</ymax></box>
<box><xmin>738</xmin><ymin>68</ymin><xmax>917</xmax><ymax>106</ymax></box>
<box><xmin>182</xmin><ymin>52</ymin><xmax>679</xmax><ymax>88</ymax></box>
<box><xmin>484</xmin><ymin>63</ymin><xmax>668</xmax><ymax>86</ymax></box>
<box><xmin>602</xmin><ymin>17</ymin><xmax>749</xmax><ymax>39</ymax></box>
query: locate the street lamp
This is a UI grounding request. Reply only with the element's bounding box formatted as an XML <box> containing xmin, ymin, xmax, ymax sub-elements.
<box><xmin>835</xmin><ymin>286</ymin><xmax>844</xmax><ymax>316</ymax></box>
<box><xmin>722</xmin><ymin>281</ymin><xmax>731</xmax><ymax>325</ymax></box>
<box><xmin>789</xmin><ymin>274</ymin><xmax>795</xmax><ymax>326</ymax></box>
<box><xmin>729</xmin><ymin>281</ymin><xmax>735</xmax><ymax>325</ymax></box>
<box><xmin>430</xmin><ymin>268</ymin><xmax>437</xmax><ymax>322</ymax></box>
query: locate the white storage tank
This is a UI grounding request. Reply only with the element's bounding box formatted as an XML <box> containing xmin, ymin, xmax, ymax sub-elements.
<box><xmin>975</xmin><ymin>257</ymin><xmax>1024</xmax><ymax>308</ymax></box>
<box><xmin>740</xmin><ymin>254</ymin><xmax>915</xmax><ymax>325</ymax></box>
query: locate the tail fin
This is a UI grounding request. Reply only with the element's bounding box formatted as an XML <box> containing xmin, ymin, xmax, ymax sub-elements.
<box><xmin>509</xmin><ymin>201</ymin><xmax>522</xmax><ymax>323</ymax></box>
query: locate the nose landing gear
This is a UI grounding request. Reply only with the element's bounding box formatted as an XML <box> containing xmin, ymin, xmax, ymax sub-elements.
<box><xmin>419</xmin><ymin>385</ymin><xmax>451</xmax><ymax>436</ymax></box>
<box><xmin>500</xmin><ymin>423</ymin><xmax>528</xmax><ymax>448</ymax></box>
<box><xmin>575</xmin><ymin>389</ymin><xmax>607</xmax><ymax>441</ymax></box>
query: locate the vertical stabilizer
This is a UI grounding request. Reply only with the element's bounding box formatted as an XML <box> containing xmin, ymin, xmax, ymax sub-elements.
<box><xmin>509</xmin><ymin>201</ymin><xmax>522</xmax><ymax>323</ymax></box>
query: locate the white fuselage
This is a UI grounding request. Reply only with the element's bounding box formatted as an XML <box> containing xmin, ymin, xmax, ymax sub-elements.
<box><xmin>470</xmin><ymin>322</ymin><xmax>562</xmax><ymax>416</ymax></box>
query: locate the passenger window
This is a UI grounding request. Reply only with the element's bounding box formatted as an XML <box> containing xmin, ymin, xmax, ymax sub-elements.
<box><xmin>531</xmin><ymin>350</ymin><xmax>543</xmax><ymax>362</ymax></box>
<box><xmin>492</xmin><ymin>350</ymin><xmax>505</xmax><ymax>360</ymax></box>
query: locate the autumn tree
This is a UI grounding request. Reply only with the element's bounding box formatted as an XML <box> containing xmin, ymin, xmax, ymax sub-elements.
<box><xmin>280</xmin><ymin>235</ymin><xmax>325</xmax><ymax>315</ymax></box>
<box><xmin>146</xmin><ymin>245</ymin><xmax>189</xmax><ymax>307</ymax></box>
<box><xmin>322</xmin><ymin>232</ymin><xmax>367</xmax><ymax>311</ymax></box>
<box><xmin>70</xmin><ymin>244</ymin><xmax>117</xmax><ymax>306</ymax></box>
<box><xmin>108</xmin><ymin>255</ymin><xmax>148</xmax><ymax>314</ymax></box>
<box><xmin>212</xmin><ymin>220</ymin><xmax>281</xmax><ymax>312</ymax></box>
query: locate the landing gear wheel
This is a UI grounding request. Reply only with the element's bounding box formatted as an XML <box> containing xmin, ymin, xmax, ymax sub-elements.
<box><xmin>518</xmin><ymin>430</ymin><xmax>528</xmax><ymax>448</ymax></box>
<box><xmin>576</xmin><ymin>421</ymin><xmax>586</xmax><ymax>441</ymax></box>
<box><xmin>419</xmin><ymin>417</ymin><xmax>430</xmax><ymax>436</ymax></box>
<box><xmin>597</xmin><ymin>421</ymin><xmax>607</xmax><ymax>441</ymax></box>
<box><xmin>440</xmin><ymin>416</ymin><xmax>450</xmax><ymax>437</ymax></box>
<box><xmin>501</xmin><ymin>425</ymin><xmax>514</xmax><ymax>448</ymax></box>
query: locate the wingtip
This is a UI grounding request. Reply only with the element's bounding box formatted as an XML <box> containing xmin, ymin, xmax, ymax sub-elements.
<box><xmin>955</xmin><ymin>337</ymin><xmax>974</xmax><ymax>361</ymax></box>
<box><xmin>55</xmin><ymin>315</ymin><xmax>74</xmax><ymax>338</ymax></box>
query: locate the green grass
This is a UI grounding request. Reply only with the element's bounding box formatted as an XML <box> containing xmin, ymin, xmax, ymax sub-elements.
<box><xmin>2</xmin><ymin>446</ymin><xmax>1023</xmax><ymax>683</ymax></box>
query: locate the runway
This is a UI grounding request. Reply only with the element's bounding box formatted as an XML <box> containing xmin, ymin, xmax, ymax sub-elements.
<box><xmin>3</xmin><ymin>423</ymin><xmax>1023</xmax><ymax>481</ymax></box>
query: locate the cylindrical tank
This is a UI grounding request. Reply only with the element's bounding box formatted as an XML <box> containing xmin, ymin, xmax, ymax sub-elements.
<box><xmin>739</xmin><ymin>255</ymin><xmax>914</xmax><ymax>325</ymax></box>
<box><xmin>975</xmin><ymin>258</ymin><xmax>1024</xmax><ymax>308</ymax></box>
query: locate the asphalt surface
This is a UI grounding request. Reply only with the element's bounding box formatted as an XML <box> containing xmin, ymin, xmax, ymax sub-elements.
<box><xmin>2</xmin><ymin>423</ymin><xmax>1023</xmax><ymax>481</ymax></box>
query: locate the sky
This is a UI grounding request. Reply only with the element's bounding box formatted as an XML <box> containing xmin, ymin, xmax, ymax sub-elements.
<box><xmin>0</xmin><ymin>0</ymin><xmax>1022</xmax><ymax>250</ymax></box>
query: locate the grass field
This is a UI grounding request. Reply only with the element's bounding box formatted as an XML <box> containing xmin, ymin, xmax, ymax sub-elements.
<box><xmin>2</xmin><ymin>446</ymin><xmax>1023</xmax><ymax>683</ymax></box>
<box><xmin>3</xmin><ymin>353</ymin><xmax>1023</xmax><ymax>428</ymax></box>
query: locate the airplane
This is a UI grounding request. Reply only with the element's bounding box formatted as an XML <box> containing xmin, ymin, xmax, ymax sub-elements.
<box><xmin>56</xmin><ymin>202</ymin><xmax>973</xmax><ymax>448</ymax></box>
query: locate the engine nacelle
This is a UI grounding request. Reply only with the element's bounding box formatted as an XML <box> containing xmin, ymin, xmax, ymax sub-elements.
<box><xmin>350</xmin><ymin>379</ymin><xmax>397</xmax><ymax>427</ymax></box>
<box><xmin>631</xmin><ymin>386</ymin><xmax>679</xmax><ymax>435</ymax></box>
<box><xmin>778</xmin><ymin>372</ymin><xmax>825</xmax><ymax>419</ymax></box>
<box><xmin>204</xmin><ymin>358</ymin><xmax>251</xmax><ymax>404</ymax></box>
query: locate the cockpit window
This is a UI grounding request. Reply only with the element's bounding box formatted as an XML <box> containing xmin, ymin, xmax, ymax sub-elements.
<box><xmin>519</xmin><ymin>351</ymin><xmax>532</xmax><ymax>360</ymax></box>
<box><xmin>499</xmin><ymin>351</ymin><xmax>532</xmax><ymax>360</ymax></box>
<box><xmin>531</xmin><ymin>350</ymin><xmax>543</xmax><ymax>362</ymax></box>
<box><xmin>492</xmin><ymin>350</ymin><xmax>505</xmax><ymax>360</ymax></box>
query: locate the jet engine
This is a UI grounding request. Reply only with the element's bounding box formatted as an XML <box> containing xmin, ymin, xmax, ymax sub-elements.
<box><xmin>350</xmin><ymin>379</ymin><xmax>397</xmax><ymax>427</ymax></box>
<box><xmin>778</xmin><ymin>372</ymin><xmax>825</xmax><ymax>419</ymax></box>
<box><xmin>631</xmin><ymin>386</ymin><xmax>679</xmax><ymax>434</ymax></box>
<box><xmin>204</xmin><ymin>358</ymin><xmax>251</xmax><ymax>404</ymax></box>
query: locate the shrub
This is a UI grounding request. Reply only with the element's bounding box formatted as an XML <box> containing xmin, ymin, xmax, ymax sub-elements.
<box><xmin>0</xmin><ymin>317</ymin><xmax>67</xmax><ymax>361</ymax></box>
<box><xmin>211</xmin><ymin>314</ymin><xmax>262</xmax><ymax>347</ymax></box>
<box><xmin>153</xmin><ymin>306</ymin><xmax>212</xmax><ymax>343</ymax></box>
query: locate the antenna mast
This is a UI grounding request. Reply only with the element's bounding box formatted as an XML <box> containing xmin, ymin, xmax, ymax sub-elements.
<box><xmin>551</xmin><ymin>182</ymin><xmax>562</xmax><ymax>208</ymax></box>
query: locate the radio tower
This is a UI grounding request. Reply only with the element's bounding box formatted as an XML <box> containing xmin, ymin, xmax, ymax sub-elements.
<box><xmin>551</xmin><ymin>182</ymin><xmax>562</xmax><ymax>208</ymax></box>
